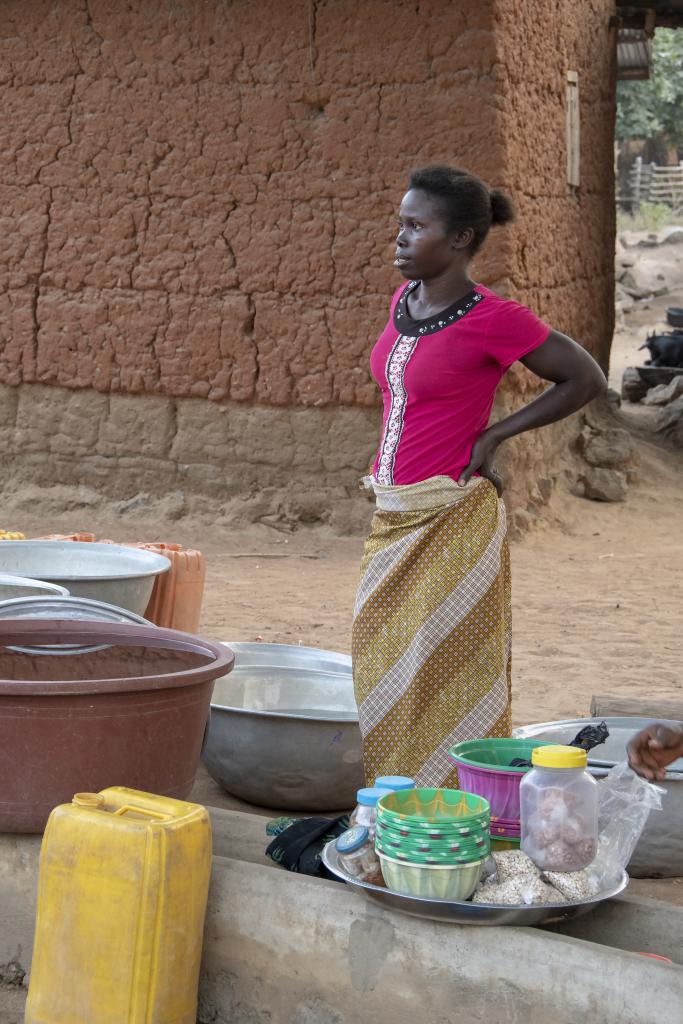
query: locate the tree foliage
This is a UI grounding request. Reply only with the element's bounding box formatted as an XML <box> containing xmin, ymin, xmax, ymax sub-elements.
<box><xmin>616</xmin><ymin>29</ymin><xmax>683</xmax><ymax>149</ymax></box>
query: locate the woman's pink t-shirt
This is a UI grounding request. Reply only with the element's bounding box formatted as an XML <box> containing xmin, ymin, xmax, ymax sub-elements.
<box><xmin>370</xmin><ymin>282</ymin><xmax>551</xmax><ymax>486</ymax></box>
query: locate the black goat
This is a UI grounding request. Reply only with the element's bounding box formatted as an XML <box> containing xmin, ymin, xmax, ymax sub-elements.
<box><xmin>639</xmin><ymin>332</ymin><xmax>683</xmax><ymax>368</ymax></box>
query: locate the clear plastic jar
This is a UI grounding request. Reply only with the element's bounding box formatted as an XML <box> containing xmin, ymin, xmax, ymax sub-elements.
<box><xmin>335</xmin><ymin>826</ymin><xmax>383</xmax><ymax>884</ymax></box>
<box><xmin>348</xmin><ymin>787</ymin><xmax>393</xmax><ymax>838</ymax></box>
<box><xmin>520</xmin><ymin>745</ymin><xmax>598</xmax><ymax>871</ymax></box>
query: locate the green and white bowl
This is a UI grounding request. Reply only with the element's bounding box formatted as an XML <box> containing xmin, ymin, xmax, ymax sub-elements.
<box><xmin>378</xmin><ymin>851</ymin><xmax>484</xmax><ymax>900</ymax></box>
<box><xmin>376</xmin><ymin>816</ymin><xmax>489</xmax><ymax>844</ymax></box>
<box><xmin>375</xmin><ymin>828</ymin><xmax>490</xmax><ymax>864</ymax></box>
<box><xmin>377</xmin><ymin>788</ymin><xmax>490</xmax><ymax>833</ymax></box>
<box><xmin>375</xmin><ymin>838</ymin><xmax>489</xmax><ymax>866</ymax></box>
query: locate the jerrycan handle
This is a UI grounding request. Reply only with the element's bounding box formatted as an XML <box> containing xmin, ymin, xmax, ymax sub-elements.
<box><xmin>113</xmin><ymin>804</ymin><xmax>172</xmax><ymax>822</ymax></box>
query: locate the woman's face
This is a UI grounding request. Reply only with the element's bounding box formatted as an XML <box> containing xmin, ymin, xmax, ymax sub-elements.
<box><xmin>394</xmin><ymin>189</ymin><xmax>469</xmax><ymax>280</ymax></box>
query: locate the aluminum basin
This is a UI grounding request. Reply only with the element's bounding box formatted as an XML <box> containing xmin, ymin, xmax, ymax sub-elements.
<box><xmin>0</xmin><ymin>542</ymin><xmax>170</xmax><ymax>617</ymax></box>
<box><xmin>202</xmin><ymin>642</ymin><xmax>363</xmax><ymax>811</ymax></box>
<box><xmin>514</xmin><ymin>717</ymin><xmax>683</xmax><ymax>878</ymax></box>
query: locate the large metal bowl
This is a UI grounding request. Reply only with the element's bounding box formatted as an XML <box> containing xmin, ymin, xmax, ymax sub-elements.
<box><xmin>0</xmin><ymin>542</ymin><xmax>170</xmax><ymax>617</ymax></box>
<box><xmin>202</xmin><ymin>642</ymin><xmax>364</xmax><ymax>811</ymax></box>
<box><xmin>514</xmin><ymin>717</ymin><xmax>683</xmax><ymax>878</ymax></box>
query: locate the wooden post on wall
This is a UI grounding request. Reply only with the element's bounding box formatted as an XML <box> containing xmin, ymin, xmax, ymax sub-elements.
<box><xmin>566</xmin><ymin>71</ymin><xmax>580</xmax><ymax>188</ymax></box>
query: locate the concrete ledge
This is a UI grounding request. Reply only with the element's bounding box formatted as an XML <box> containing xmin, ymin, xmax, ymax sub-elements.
<box><xmin>545</xmin><ymin>891</ymin><xmax>683</xmax><ymax>962</ymax></box>
<box><xmin>2</xmin><ymin>811</ymin><xmax>683</xmax><ymax>1024</ymax></box>
<box><xmin>200</xmin><ymin>853</ymin><xmax>683</xmax><ymax>1024</ymax></box>
<box><xmin>0</xmin><ymin>835</ymin><xmax>40</xmax><ymax>978</ymax></box>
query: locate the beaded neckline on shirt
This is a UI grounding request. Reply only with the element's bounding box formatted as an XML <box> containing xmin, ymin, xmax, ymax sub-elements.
<box><xmin>393</xmin><ymin>280</ymin><xmax>485</xmax><ymax>337</ymax></box>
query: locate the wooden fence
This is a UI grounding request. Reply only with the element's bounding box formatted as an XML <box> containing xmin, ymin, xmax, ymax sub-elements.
<box><xmin>625</xmin><ymin>157</ymin><xmax>683</xmax><ymax>212</ymax></box>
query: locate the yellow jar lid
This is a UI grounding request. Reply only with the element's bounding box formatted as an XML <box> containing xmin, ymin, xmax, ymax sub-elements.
<box><xmin>531</xmin><ymin>745</ymin><xmax>587</xmax><ymax>768</ymax></box>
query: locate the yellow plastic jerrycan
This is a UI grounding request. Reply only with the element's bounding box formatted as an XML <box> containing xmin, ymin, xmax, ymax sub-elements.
<box><xmin>25</xmin><ymin>788</ymin><xmax>212</xmax><ymax>1024</ymax></box>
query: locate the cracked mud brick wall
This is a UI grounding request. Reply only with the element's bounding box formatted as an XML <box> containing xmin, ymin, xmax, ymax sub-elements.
<box><xmin>0</xmin><ymin>0</ymin><xmax>616</xmax><ymax>524</ymax></box>
<box><xmin>486</xmin><ymin>0</ymin><xmax>617</xmax><ymax>510</ymax></box>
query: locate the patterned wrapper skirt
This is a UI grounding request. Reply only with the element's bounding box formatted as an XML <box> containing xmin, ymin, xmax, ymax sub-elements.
<box><xmin>352</xmin><ymin>474</ymin><xmax>512</xmax><ymax>788</ymax></box>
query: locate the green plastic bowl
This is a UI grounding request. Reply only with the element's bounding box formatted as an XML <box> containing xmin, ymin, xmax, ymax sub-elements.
<box><xmin>376</xmin><ymin>812</ymin><xmax>489</xmax><ymax>839</ymax></box>
<box><xmin>375</xmin><ymin>832</ymin><xmax>490</xmax><ymax>865</ymax></box>
<box><xmin>378</xmin><ymin>851</ymin><xmax>484</xmax><ymax>900</ymax></box>
<box><xmin>447</xmin><ymin>738</ymin><xmax>549</xmax><ymax>774</ymax></box>
<box><xmin>375</xmin><ymin>821</ymin><xmax>490</xmax><ymax>859</ymax></box>
<box><xmin>490</xmin><ymin>836</ymin><xmax>521</xmax><ymax>852</ymax></box>
<box><xmin>375</xmin><ymin>816</ymin><xmax>489</xmax><ymax>842</ymax></box>
<box><xmin>377</xmin><ymin>788</ymin><xmax>490</xmax><ymax>830</ymax></box>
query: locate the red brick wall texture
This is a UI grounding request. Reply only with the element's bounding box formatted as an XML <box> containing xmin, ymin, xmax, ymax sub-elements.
<box><xmin>0</xmin><ymin>0</ymin><xmax>616</xmax><ymax>523</ymax></box>
<box><xmin>0</xmin><ymin>0</ymin><xmax>615</xmax><ymax>401</ymax></box>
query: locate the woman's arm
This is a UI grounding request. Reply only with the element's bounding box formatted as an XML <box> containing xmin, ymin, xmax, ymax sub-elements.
<box><xmin>458</xmin><ymin>330</ymin><xmax>607</xmax><ymax>490</ymax></box>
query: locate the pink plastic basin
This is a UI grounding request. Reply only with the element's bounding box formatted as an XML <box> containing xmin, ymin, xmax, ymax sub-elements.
<box><xmin>448</xmin><ymin>738</ymin><xmax>550</xmax><ymax>821</ymax></box>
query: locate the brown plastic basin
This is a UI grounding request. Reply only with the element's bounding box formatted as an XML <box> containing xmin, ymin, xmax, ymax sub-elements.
<box><xmin>0</xmin><ymin>620</ymin><xmax>234</xmax><ymax>832</ymax></box>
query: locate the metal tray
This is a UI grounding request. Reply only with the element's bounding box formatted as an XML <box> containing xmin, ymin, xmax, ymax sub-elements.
<box><xmin>322</xmin><ymin>842</ymin><xmax>629</xmax><ymax>926</ymax></box>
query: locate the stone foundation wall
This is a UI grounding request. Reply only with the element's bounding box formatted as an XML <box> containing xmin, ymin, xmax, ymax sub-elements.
<box><xmin>0</xmin><ymin>382</ymin><xmax>381</xmax><ymax>532</ymax></box>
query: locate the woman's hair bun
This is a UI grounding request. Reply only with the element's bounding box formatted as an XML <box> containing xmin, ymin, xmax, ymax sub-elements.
<box><xmin>490</xmin><ymin>188</ymin><xmax>516</xmax><ymax>226</ymax></box>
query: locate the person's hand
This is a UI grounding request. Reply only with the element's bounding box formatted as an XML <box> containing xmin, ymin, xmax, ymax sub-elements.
<box><xmin>627</xmin><ymin>723</ymin><xmax>683</xmax><ymax>780</ymax></box>
<box><xmin>458</xmin><ymin>430</ymin><xmax>503</xmax><ymax>497</ymax></box>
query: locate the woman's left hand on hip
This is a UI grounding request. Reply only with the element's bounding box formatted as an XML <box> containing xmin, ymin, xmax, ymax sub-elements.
<box><xmin>458</xmin><ymin>431</ymin><xmax>503</xmax><ymax>496</ymax></box>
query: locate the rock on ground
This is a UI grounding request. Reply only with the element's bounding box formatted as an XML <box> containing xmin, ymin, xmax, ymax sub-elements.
<box><xmin>657</xmin><ymin>395</ymin><xmax>683</xmax><ymax>447</ymax></box>
<box><xmin>582</xmin><ymin>467</ymin><xmax>628</xmax><ymax>503</ymax></box>
<box><xmin>621</xmin><ymin>367</ymin><xmax>650</xmax><ymax>403</ymax></box>
<box><xmin>642</xmin><ymin>376</ymin><xmax>683</xmax><ymax>407</ymax></box>
<box><xmin>579</xmin><ymin>426</ymin><xmax>637</xmax><ymax>470</ymax></box>
<box><xmin>619</xmin><ymin>264</ymin><xmax>669</xmax><ymax>300</ymax></box>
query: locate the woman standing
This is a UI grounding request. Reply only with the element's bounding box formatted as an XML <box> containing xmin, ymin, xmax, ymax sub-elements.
<box><xmin>353</xmin><ymin>165</ymin><xmax>606</xmax><ymax>789</ymax></box>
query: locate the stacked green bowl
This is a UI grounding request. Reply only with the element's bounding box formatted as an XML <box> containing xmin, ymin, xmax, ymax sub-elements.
<box><xmin>375</xmin><ymin>818</ymin><xmax>489</xmax><ymax>864</ymax></box>
<box><xmin>375</xmin><ymin>788</ymin><xmax>491</xmax><ymax>899</ymax></box>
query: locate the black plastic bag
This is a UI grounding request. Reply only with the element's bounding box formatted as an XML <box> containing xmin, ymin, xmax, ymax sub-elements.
<box><xmin>265</xmin><ymin>815</ymin><xmax>350</xmax><ymax>878</ymax></box>
<box><xmin>510</xmin><ymin>721</ymin><xmax>609</xmax><ymax>768</ymax></box>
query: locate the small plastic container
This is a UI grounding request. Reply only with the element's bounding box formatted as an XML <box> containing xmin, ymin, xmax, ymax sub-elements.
<box><xmin>349</xmin><ymin>787</ymin><xmax>393</xmax><ymax>837</ymax></box>
<box><xmin>520</xmin><ymin>745</ymin><xmax>598</xmax><ymax>871</ymax></box>
<box><xmin>336</xmin><ymin>826</ymin><xmax>382</xmax><ymax>884</ymax></box>
<box><xmin>375</xmin><ymin>775</ymin><xmax>415</xmax><ymax>792</ymax></box>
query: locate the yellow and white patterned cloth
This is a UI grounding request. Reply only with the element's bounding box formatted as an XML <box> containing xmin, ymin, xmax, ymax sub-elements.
<box><xmin>352</xmin><ymin>475</ymin><xmax>511</xmax><ymax>788</ymax></box>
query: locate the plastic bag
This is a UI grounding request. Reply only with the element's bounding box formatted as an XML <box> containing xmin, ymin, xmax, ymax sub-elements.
<box><xmin>569</xmin><ymin>720</ymin><xmax>609</xmax><ymax>752</ymax></box>
<box><xmin>588</xmin><ymin>761</ymin><xmax>664</xmax><ymax>889</ymax></box>
<box><xmin>265</xmin><ymin>815</ymin><xmax>349</xmax><ymax>878</ymax></box>
<box><xmin>510</xmin><ymin>721</ymin><xmax>610</xmax><ymax>767</ymax></box>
